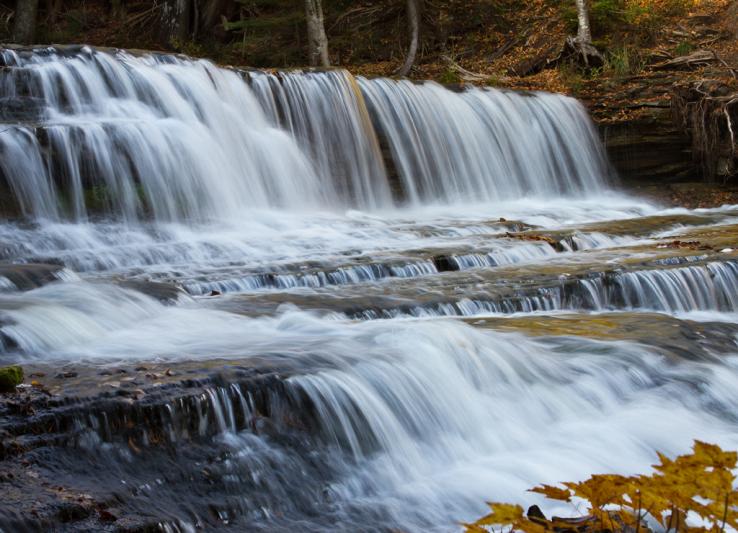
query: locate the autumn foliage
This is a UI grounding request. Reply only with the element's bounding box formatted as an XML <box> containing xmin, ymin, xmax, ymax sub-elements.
<box><xmin>466</xmin><ymin>441</ymin><xmax>738</xmax><ymax>533</ymax></box>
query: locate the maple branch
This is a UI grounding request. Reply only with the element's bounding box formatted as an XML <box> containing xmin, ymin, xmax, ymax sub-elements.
<box><xmin>720</xmin><ymin>492</ymin><xmax>729</xmax><ymax>533</ymax></box>
<box><xmin>635</xmin><ymin>490</ymin><xmax>642</xmax><ymax>533</ymax></box>
<box><xmin>666</xmin><ymin>504</ymin><xmax>675</xmax><ymax>533</ymax></box>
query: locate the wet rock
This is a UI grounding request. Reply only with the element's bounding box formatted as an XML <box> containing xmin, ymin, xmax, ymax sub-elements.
<box><xmin>527</xmin><ymin>505</ymin><xmax>547</xmax><ymax>524</ymax></box>
<box><xmin>0</xmin><ymin>365</ymin><xmax>23</xmax><ymax>392</ymax></box>
<box><xmin>97</xmin><ymin>509</ymin><xmax>117</xmax><ymax>523</ymax></box>
<box><xmin>657</xmin><ymin>240</ymin><xmax>712</xmax><ymax>250</ymax></box>
<box><xmin>116</xmin><ymin>280</ymin><xmax>187</xmax><ymax>304</ymax></box>
<box><xmin>56</xmin><ymin>502</ymin><xmax>92</xmax><ymax>523</ymax></box>
<box><xmin>505</xmin><ymin>231</ymin><xmax>565</xmax><ymax>252</ymax></box>
<box><xmin>0</xmin><ymin>96</ymin><xmax>46</xmax><ymax>121</ymax></box>
<box><xmin>432</xmin><ymin>255</ymin><xmax>459</xmax><ymax>273</ymax></box>
<box><xmin>595</xmin><ymin>75</ymin><xmax>698</xmax><ymax>183</ymax></box>
<box><xmin>0</xmin><ymin>263</ymin><xmax>70</xmax><ymax>292</ymax></box>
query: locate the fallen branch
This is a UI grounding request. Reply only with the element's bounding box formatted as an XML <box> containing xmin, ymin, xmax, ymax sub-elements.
<box><xmin>653</xmin><ymin>49</ymin><xmax>727</xmax><ymax>71</ymax></box>
<box><xmin>440</xmin><ymin>55</ymin><xmax>490</xmax><ymax>82</ymax></box>
<box><xmin>486</xmin><ymin>35</ymin><xmax>518</xmax><ymax>62</ymax></box>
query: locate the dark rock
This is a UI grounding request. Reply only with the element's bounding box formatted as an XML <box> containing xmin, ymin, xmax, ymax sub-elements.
<box><xmin>432</xmin><ymin>255</ymin><xmax>459</xmax><ymax>273</ymax></box>
<box><xmin>56</xmin><ymin>502</ymin><xmax>92</xmax><ymax>523</ymax></box>
<box><xmin>527</xmin><ymin>505</ymin><xmax>547</xmax><ymax>523</ymax></box>
<box><xmin>117</xmin><ymin>280</ymin><xmax>187</xmax><ymax>303</ymax></box>
<box><xmin>0</xmin><ymin>263</ymin><xmax>70</xmax><ymax>292</ymax></box>
<box><xmin>0</xmin><ymin>96</ymin><xmax>46</xmax><ymax>121</ymax></box>
<box><xmin>97</xmin><ymin>509</ymin><xmax>117</xmax><ymax>522</ymax></box>
<box><xmin>600</xmin><ymin>110</ymin><xmax>696</xmax><ymax>182</ymax></box>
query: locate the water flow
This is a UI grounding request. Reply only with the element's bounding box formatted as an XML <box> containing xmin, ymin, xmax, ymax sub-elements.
<box><xmin>250</xmin><ymin>70</ymin><xmax>392</xmax><ymax>208</ymax></box>
<box><xmin>0</xmin><ymin>47</ymin><xmax>611</xmax><ymax>222</ymax></box>
<box><xmin>0</xmin><ymin>47</ymin><xmax>328</xmax><ymax>222</ymax></box>
<box><xmin>360</xmin><ymin>78</ymin><xmax>611</xmax><ymax>203</ymax></box>
<box><xmin>3</xmin><ymin>46</ymin><xmax>738</xmax><ymax>533</ymax></box>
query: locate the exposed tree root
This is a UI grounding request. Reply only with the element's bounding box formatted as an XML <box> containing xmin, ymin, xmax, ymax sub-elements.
<box><xmin>672</xmin><ymin>80</ymin><xmax>738</xmax><ymax>183</ymax></box>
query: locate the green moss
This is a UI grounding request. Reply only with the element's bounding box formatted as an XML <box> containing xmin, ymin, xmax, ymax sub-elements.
<box><xmin>0</xmin><ymin>366</ymin><xmax>23</xmax><ymax>393</ymax></box>
<box><xmin>438</xmin><ymin>69</ymin><xmax>462</xmax><ymax>85</ymax></box>
<box><xmin>675</xmin><ymin>41</ymin><xmax>694</xmax><ymax>56</ymax></box>
<box><xmin>83</xmin><ymin>185</ymin><xmax>112</xmax><ymax>213</ymax></box>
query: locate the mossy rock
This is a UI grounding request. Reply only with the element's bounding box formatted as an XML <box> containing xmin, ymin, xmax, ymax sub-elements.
<box><xmin>0</xmin><ymin>365</ymin><xmax>23</xmax><ymax>392</ymax></box>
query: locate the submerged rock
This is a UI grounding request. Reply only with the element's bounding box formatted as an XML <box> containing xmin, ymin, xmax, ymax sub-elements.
<box><xmin>116</xmin><ymin>280</ymin><xmax>188</xmax><ymax>304</ymax></box>
<box><xmin>0</xmin><ymin>365</ymin><xmax>23</xmax><ymax>392</ymax></box>
<box><xmin>0</xmin><ymin>263</ymin><xmax>71</xmax><ymax>292</ymax></box>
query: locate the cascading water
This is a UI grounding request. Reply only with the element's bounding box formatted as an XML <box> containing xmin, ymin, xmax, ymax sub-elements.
<box><xmin>0</xmin><ymin>47</ymin><xmax>330</xmax><ymax>222</ymax></box>
<box><xmin>1</xmin><ymin>46</ymin><xmax>738</xmax><ymax>533</ymax></box>
<box><xmin>250</xmin><ymin>70</ymin><xmax>392</xmax><ymax>208</ymax></box>
<box><xmin>0</xmin><ymin>46</ymin><xmax>611</xmax><ymax>221</ymax></box>
<box><xmin>360</xmin><ymin>78</ymin><xmax>611</xmax><ymax>202</ymax></box>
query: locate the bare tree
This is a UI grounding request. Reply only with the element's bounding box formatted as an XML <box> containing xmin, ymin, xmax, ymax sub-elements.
<box><xmin>162</xmin><ymin>0</ymin><xmax>192</xmax><ymax>45</ymax></box>
<box><xmin>396</xmin><ymin>0</ymin><xmax>420</xmax><ymax>76</ymax></box>
<box><xmin>566</xmin><ymin>0</ymin><xmax>602</xmax><ymax>68</ymax></box>
<box><xmin>575</xmin><ymin>0</ymin><xmax>592</xmax><ymax>44</ymax></box>
<box><xmin>305</xmin><ymin>0</ymin><xmax>330</xmax><ymax>67</ymax></box>
<box><xmin>13</xmin><ymin>0</ymin><xmax>39</xmax><ymax>44</ymax></box>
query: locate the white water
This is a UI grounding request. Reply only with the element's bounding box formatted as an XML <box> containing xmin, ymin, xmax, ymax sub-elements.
<box><xmin>0</xmin><ymin>48</ymin><xmax>328</xmax><ymax>221</ymax></box>
<box><xmin>250</xmin><ymin>70</ymin><xmax>392</xmax><ymax>208</ymax></box>
<box><xmin>0</xmin><ymin>47</ymin><xmax>611</xmax><ymax>220</ymax></box>
<box><xmin>1</xmin><ymin>46</ymin><xmax>738</xmax><ymax>532</ymax></box>
<box><xmin>360</xmin><ymin>78</ymin><xmax>610</xmax><ymax>203</ymax></box>
<box><xmin>4</xmin><ymin>293</ymin><xmax>738</xmax><ymax>528</ymax></box>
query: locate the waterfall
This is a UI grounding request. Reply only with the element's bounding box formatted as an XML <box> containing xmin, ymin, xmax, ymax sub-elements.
<box><xmin>0</xmin><ymin>47</ymin><xmax>329</xmax><ymax>222</ymax></box>
<box><xmin>359</xmin><ymin>78</ymin><xmax>610</xmax><ymax>203</ymax></box>
<box><xmin>250</xmin><ymin>70</ymin><xmax>392</xmax><ymax>209</ymax></box>
<box><xmin>0</xmin><ymin>47</ymin><xmax>610</xmax><ymax>222</ymax></box>
<box><xmin>4</xmin><ymin>46</ymin><xmax>738</xmax><ymax>533</ymax></box>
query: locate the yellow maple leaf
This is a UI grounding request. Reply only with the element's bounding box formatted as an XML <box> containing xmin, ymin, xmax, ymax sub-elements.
<box><xmin>529</xmin><ymin>484</ymin><xmax>571</xmax><ymax>502</ymax></box>
<box><xmin>482</xmin><ymin>503</ymin><xmax>524</xmax><ymax>524</ymax></box>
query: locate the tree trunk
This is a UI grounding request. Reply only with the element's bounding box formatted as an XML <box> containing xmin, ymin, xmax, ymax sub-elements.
<box><xmin>162</xmin><ymin>0</ymin><xmax>192</xmax><ymax>45</ymax></box>
<box><xmin>305</xmin><ymin>0</ymin><xmax>330</xmax><ymax>67</ymax></box>
<box><xmin>13</xmin><ymin>0</ymin><xmax>39</xmax><ymax>44</ymax></box>
<box><xmin>396</xmin><ymin>0</ymin><xmax>420</xmax><ymax>76</ymax></box>
<box><xmin>575</xmin><ymin>0</ymin><xmax>592</xmax><ymax>44</ymax></box>
<box><xmin>46</xmin><ymin>0</ymin><xmax>62</xmax><ymax>25</ymax></box>
<box><xmin>565</xmin><ymin>0</ymin><xmax>603</xmax><ymax>69</ymax></box>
